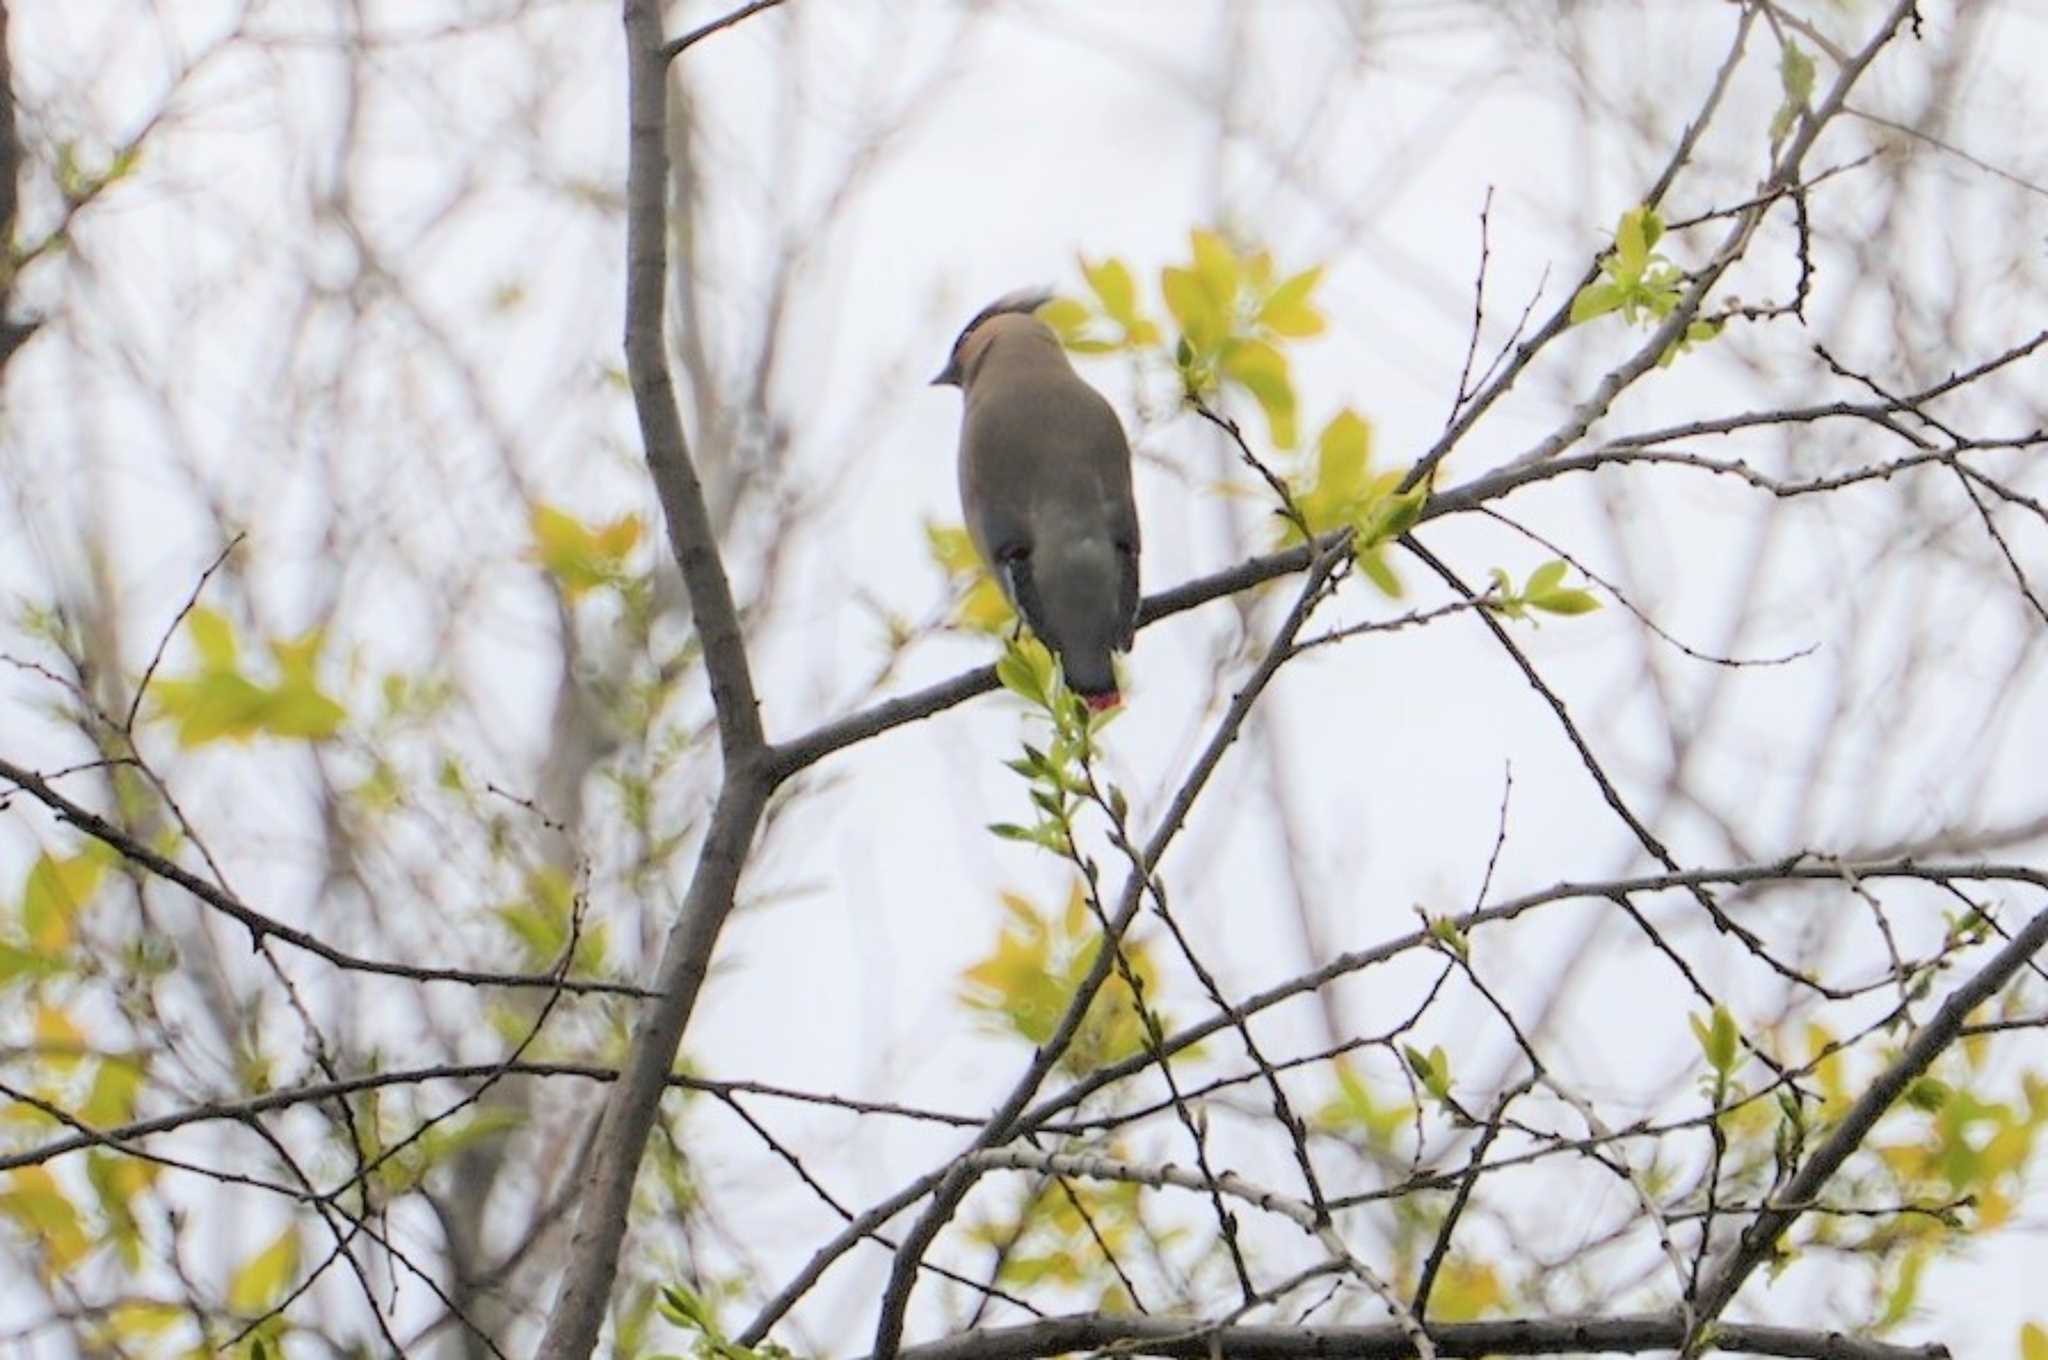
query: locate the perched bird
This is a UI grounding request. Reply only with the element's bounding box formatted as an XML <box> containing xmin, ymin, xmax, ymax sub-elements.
<box><xmin>934</xmin><ymin>290</ymin><xmax>1140</xmax><ymax>710</ymax></box>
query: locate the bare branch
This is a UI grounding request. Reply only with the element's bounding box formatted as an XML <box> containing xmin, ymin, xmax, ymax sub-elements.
<box><xmin>878</xmin><ymin>1311</ymin><xmax>1950</xmax><ymax>1360</ymax></box>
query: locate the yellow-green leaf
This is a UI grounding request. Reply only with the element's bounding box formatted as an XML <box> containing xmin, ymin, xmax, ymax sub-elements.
<box><xmin>36</xmin><ymin>1003</ymin><xmax>87</xmax><ymax>1072</ymax></box>
<box><xmin>1219</xmin><ymin>338</ymin><xmax>1296</xmax><ymax>449</ymax></box>
<box><xmin>1430</xmin><ymin>1260</ymin><xmax>1506</xmax><ymax>1321</ymax></box>
<box><xmin>2021</xmin><ymin>1321</ymin><xmax>2048</xmax><ymax>1360</ymax></box>
<box><xmin>1257</xmin><ymin>265</ymin><xmax>1326</xmax><ymax>338</ymax></box>
<box><xmin>1358</xmin><ymin>547</ymin><xmax>1402</xmax><ymax>598</ymax></box>
<box><xmin>1690</xmin><ymin>1003</ymin><xmax>1739</xmax><ymax>1077</ymax></box>
<box><xmin>187</xmin><ymin>607</ymin><xmax>238</xmax><ymax>670</ymax></box>
<box><xmin>83</xmin><ymin>1056</ymin><xmax>144</xmax><ymax>1126</ymax></box>
<box><xmin>925</xmin><ymin>521</ymin><xmax>1016</xmax><ymax>634</ymax></box>
<box><xmin>1080</xmin><ymin>257</ymin><xmax>1138</xmax><ymax>325</ymax></box>
<box><xmin>1570</xmin><ymin>280</ymin><xmax>1626</xmax><ymax>324</ymax></box>
<box><xmin>21</xmin><ymin>846</ymin><xmax>109</xmax><ymax>955</ymax></box>
<box><xmin>530</xmin><ymin>503</ymin><xmax>640</xmax><ymax>599</ymax></box>
<box><xmin>108</xmin><ymin>1300</ymin><xmax>185</xmax><ymax>1341</ymax></box>
<box><xmin>1189</xmin><ymin>229</ymin><xmax>1240</xmax><ymax>307</ymax></box>
<box><xmin>1616</xmin><ymin>205</ymin><xmax>1661</xmax><ymax>272</ymax></box>
<box><xmin>1161</xmin><ymin>265</ymin><xmax>1220</xmax><ymax>357</ymax></box>
<box><xmin>1038</xmin><ymin>296</ymin><xmax>1092</xmax><ymax>345</ymax></box>
<box><xmin>227</xmin><ymin>1225</ymin><xmax>300</xmax><ymax>1314</ymax></box>
<box><xmin>0</xmin><ymin>1167</ymin><xmax>90</xmax><ymax>1270</ymax></box>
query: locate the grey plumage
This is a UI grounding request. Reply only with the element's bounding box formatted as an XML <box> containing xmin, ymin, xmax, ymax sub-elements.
<box><xmin>934</xmin><ymin>290</ymin><xmax>1140</xmax><ymax>708</ymax></box>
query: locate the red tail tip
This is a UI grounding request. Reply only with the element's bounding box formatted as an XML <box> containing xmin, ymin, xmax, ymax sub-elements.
<box><xmin>1084</xmin><ymin>690</ymin><xmax>1123</xmax><ymax>713</ymax></box>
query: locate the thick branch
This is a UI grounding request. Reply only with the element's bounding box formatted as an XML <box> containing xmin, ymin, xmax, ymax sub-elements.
<box><xmin>0</xmin><ymin>0</ymin><xmax>36</xmax><ymax>369</ymax></box>
<box><xmin>878</xmin><ymin>1312</ymin><xmax>1948</xmax><ymax>1360</ymax></box>
<box><xmin>535</xmin><ymin>1</ymin><xmax>778</xmax><ymax>1353</ymax></box>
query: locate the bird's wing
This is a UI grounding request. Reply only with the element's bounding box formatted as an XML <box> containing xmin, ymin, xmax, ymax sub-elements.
<box><xmin>997</xmin><ymin>550</ymin><xmax>1058</xmax><ymax>651</ymax></box>
<box><xmin>1114</xmin><ymin>540</ymin><xmax>1140</xmax><ymax>651</ymax></box>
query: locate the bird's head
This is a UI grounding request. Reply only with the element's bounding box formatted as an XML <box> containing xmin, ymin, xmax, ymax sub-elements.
<box><xmin>932</xmin><ymin>287</ymin><xmax>1057</xmax><ymax>389</ymax></box>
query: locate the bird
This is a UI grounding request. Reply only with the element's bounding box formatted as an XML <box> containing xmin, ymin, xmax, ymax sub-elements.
<box><xmin>934</xmin><ymin>289</ymin><xmax>1140</xmax><ymax>711</ymax></box>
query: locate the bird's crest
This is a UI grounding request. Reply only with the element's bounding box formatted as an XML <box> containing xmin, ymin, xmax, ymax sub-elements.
<box><xmin>947</xmin><ymin>286</ymin><xmax>1053</xmax><ymax>356</ymax></box>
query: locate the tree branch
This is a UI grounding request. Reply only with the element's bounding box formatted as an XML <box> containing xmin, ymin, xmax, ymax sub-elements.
<box><xmin>0</xmin><ymin>755</ymin><xmax>651</xmax><ymax>998</ymax></box>
<box><xmin>1691</xmin><ymin>897</ymin><xmax>2048</xmax><ymax>1323</ymax></box>
<box><xmin>661</xmin><ymin>0</ymin><xmax>792</xmax><ymax>61</ymax></box>
<box><xmin>877</xmin><ymin>1311</ymin><xmax>1949</xmax><ymax>1360</ymax></box>
<box><xmin>535</xmin><ymin>1</ymin><xmax>778</xmax><ymax>1353</ymax></box>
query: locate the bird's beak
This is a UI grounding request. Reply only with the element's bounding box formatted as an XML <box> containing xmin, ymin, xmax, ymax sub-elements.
<box><xmin>931</xmin><ymin>354</ymin><xmax>962</xmax><ymax>388</ymax></box>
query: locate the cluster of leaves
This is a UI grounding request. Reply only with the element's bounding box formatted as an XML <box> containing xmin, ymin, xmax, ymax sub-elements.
<box><xmin>987</xmin><ymin>636</ymin><xmax>1119</xmax><ymax>848</ymax></box>
<box><xmin>958</xmin><ymin>883</ymin><xmax>1164</xmax><ymax>1078</ymax></box>
<box><xmin>0</xmin><ymin>500</ymin><xmax>679</xmax><ymax>1356</ymax></box>
<box><xmin>630</xmin><ymin>1284</ymin><xmax>793</xmax><ymax>1360</ymax></box>
<box><xmin>530</xmin><ymin>502</ymin><xmax>646</xmax><ymax>608</ymax></box>
<box><xmin>1042</xmin><ymin>232</ymin><xmax>1325</xmax><ymax>451</ymax></box>
<box><xmin>494</xmin><ymin>864</ymin><xmax>609</xmax><ymax>982</ymax></box>
<box><xmin>1485</xmin><ymin>560</ymin><xmax>1601</xmax><ymax>621</ymax></box>
<box><xmin>1568</xmin><ymin>206</ymin><xmax>1720</xmax><ymax>367</ymax></box>
<box><xmin>0</xmin><ymin>834</ymin><xmax>544</xmax><ymax>1357</ymax></box>
<box><xmin>149</xmin><ymin>607</ymin><xmax>346</xmax><ymax>748</ymax></box>
<box><xmin>1681</xmin><ymin>1000</ymin><xmax>2048</xmax><ymax>1337</ymax></box>
<box><xmin>1283</xmin><ymin>407</ymin><xmax>1426</xmax><ymax>596</ymax></box>
<box><xmin>0</xmin><ymin>842</ymin><xmax>160</xmax><ymax>1309</ymax></box>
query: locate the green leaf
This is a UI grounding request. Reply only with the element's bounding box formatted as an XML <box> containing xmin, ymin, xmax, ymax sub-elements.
<box><xmin>1360</xmin><ymin>482</ymin><xmax>1427</xmax><ymax>545</ymax></box>
<box><xmin>1874</xmin><ymin>1245</ymin><xmax>1926</xmax><ymax>1332</ymax></box>
<box><xmin>1161</xmin><ymin>265</ymin><xmax>1220</xmax><ymax>358</ymax></box>
<box><xmin>1689</xmin><ymin>1003</ymin><xmax>1739</xmax><ymax>1078</ymax></box>
<box><xmin>21</xmin><ymin>845</ymin><xmax>111</xmax><ymax>955</ymax></box>
<box><xmin>187</xmin><ymin>606</ymin><xmax>238</xmax><ymax>669</ymax></box>
<box><xmin>1522</xmin><ymin>560</ymin><xmax>1601</xmax><ymax>617</ymax></box>
<box><xmin>1569</xmin><ymin>280</ymin><xmax>1626</xmax><ymax>324</ymax></box>
<box><xmin>1780</xmin><ymin>41</ymin><xmax>1815</xmax><ymax>108</ymax></box>
<box><xmin>1038</xmin><ymin>296</ymin><xmax>1092</xmax><ymax>339</ymax></box>
<box><xmin>0</xmin><ymin>942</ymin><xmax>60</xmax><ymax>985</ymax></box>
<box><xmin>1315</xmin><ymin>409</ymin><xmax>1371</xmax><ymax>496</ymax></box>
<box><xmin>151</xmin><ymin>618</ymin><xmax>346</xmax><ymax>747</ymax></box>
<box><xmin>107</xmin><ymin>1300</ymin><xmax>185</xmax><ymax>1342</ymax></box>
<box><xmin>1615</xmin><ymin>205</ymin><xmax>1660</xmax><ymax>272</ymax></box>
<box><xmin>1188</xmin><ymin>229</ymin><xmax>1240</xmax><ymax>309</ymax></box>
<box><xmin>530</xmin><ymin>503</ymin><xmax>642</xmax><ymax>599</ymax></box>
<box><xmin>1404</xmin><ymin>1044</ymin><xmax>1451</xmax><ymax>1101</ymax></box>
<box><xmin>1289</xmin><ymin>408</ymin><xmax>1375</xmax><ymax>539</ymax></box>
<box><xmin>1315</xmin><ymin>1060</ymin><xmax>1410</xmax><ymax>1146</ymax></box>
<box><xmin>87</xmin><ymin>1151</ymin><xmax>155</xmax><ymax>1271</ymax></box>
<box><xmin>0</xmin><ymin>1167</ymin><xmax>89</xmax><ymax>1270</ymax></box>
<box><xmin>227</xmin><ymin>1225</ymin><xmax>300</xmax><ymax>1314</ymax></box>
<box><xmin>1357</xmin><ymin>547</ymin><xmax>1402</xmax><ymax>598</ymax></box>
<box><xmin>1426</xmin><ymin>915</ymin><xmax>1470</xmax><ymax>961</ymax></box>
<box><xmin>1530</xmin><ymin>587</ymin><xmax>1599</xmax><ymax>616</ymax></box>
<box><xmin>1526</xmin><ymin>560</ymin><xmax>1567</xmax><ymax>597</ymax></box>
<box><xmin>1219</xmin><ymin>338</ymin><xmax>1297</xmax><ymax>449</ymax></box>
<box><xmin>1906</xmin><ymin>1077</ymin><xmax>1952</xmax><ymax>1113</ymax></box>
<box><xmin>996</xmin><ymin>638</ymin><xmax>1053</xmax><ymax>709</ymax></box>
<box><xmin>83</xmin><ymin>1055</ymin><xmax>144</xmax><ymax>1126</ymax></box>
<box><xmin>1080</xmin><ymin>257</ymin><xmax>1138</xmax><ymax>326</ymax></box>
<box><xmin>1257</xmin><ymin>265</ymin><xmax>1326</xmax><ymax>337</ymax></box>
<box><xmin>926</xmin><ymin>521</ymin><xmax>1015</xmax><ymax>633</ymax></box>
